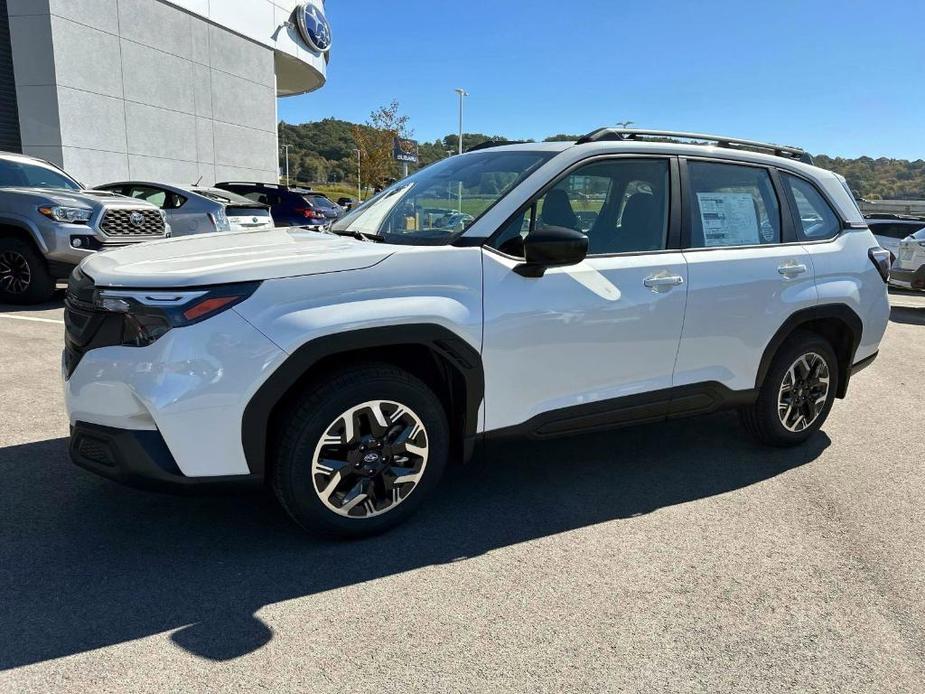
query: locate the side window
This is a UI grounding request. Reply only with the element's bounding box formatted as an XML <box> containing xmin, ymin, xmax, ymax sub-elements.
<box><xmin>783</xmin><ymin>173</ymin><xmax>840</xmax><ymax>240</ymax></box>
<box><xmin>688</xmin><ymin>162</ymin><xmax>780</xmax><ymax>247</ymax></box>
<box><xmin>492</xmin><ymin>159</ymin><xmax>670</xmax><ymax>256</ymax></box>
<box><xmin>125</xmin><ymin>185</ymin><xmax>167</xmax><ymax>208</ymax></box>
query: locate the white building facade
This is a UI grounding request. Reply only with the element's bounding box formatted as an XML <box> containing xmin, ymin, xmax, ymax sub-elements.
<box><xmin>0</xmin><ymin>0</ymin><xmax>329</xmax><ymax>185</ymax></box>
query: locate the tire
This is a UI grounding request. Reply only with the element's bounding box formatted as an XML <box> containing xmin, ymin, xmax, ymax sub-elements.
<box><xmin>271</xmin><ymin>363</ymin><xmax>450</xmax><ymax>538</ymax></box>
<box><xmin>739</xmin><ymin>330</ymin><xmax>839</xmax><ymax>447</ymax></box>
<box><xmin>0</xmin><ymin>237</ymin><xmax>55</xmax><ymax>305</ymax></box>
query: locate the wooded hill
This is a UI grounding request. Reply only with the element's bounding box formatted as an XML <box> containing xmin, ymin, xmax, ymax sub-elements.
<box><xmin>278</xmin><ymin>119</ymin><xmax>925</xmax><ymax>200</ymax></box>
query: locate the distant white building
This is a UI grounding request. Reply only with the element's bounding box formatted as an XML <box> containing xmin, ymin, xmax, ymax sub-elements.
<box><xmin>0</xmin><ymin>0</ymin><xmax>330</xmax><ymax>185</ymax></box>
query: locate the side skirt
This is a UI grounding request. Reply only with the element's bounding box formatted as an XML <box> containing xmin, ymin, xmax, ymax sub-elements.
<box><xmin>483</xmin><ymin>382</ymin><xmax>758</xmax><ymax>441</ymax></box>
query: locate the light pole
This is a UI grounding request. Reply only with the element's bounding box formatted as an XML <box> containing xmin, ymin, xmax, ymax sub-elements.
<box><xmin>454</xmin><ymin>88</ymin><xmax>468</xmax><ymax>211</ymax></box>
<box><xmin>281</xmin><ymin>143</ymin><xmax>292</xmax><ymax>186</ymax></box>
<box><xmin>354</xmin><ymin>148</ymin><xmax>361</xmax><ymax>201</ymax></box>
<box><xmin>454</xmin><ymin>88</ymin><xmax>468</xmax><ymax>155</ymax></box>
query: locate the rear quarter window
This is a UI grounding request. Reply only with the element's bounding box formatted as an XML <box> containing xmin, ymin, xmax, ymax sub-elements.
<box><xmin>782</xmin><ymin>173</ymin><xmax>841</xmax><ymax>241</ymax></box>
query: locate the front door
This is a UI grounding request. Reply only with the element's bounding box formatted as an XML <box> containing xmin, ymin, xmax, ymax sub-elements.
<box><xmin>481</xmin><ymin>157</ymin><xmax>689</xmax><ymax>434</ymax></box>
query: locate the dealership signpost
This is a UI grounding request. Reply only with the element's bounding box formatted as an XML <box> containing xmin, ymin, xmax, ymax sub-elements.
<box><xmin>393</xmin><ymin>137</ymin><xmax>419</xmax><ymax>179</ymax></box>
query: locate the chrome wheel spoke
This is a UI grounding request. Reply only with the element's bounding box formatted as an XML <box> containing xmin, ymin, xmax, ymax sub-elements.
<box><xmin>311</xmin><ymin>399</ymin><xmax>429</xmax><ymax>519</ymax></box>
<box><xmin>339</xmin><ymin>480</ymin><xmax>370</xmax><ymax>514</ymax></box>
<box><xmin>0</xmin><ymin>251</ymin><xmax>30</xmax><ymax>294</ymax></box>
<box><xmin>777</xmin><ymin>352</ymin><xmax>830</xmax><ymax>433</ymax></box>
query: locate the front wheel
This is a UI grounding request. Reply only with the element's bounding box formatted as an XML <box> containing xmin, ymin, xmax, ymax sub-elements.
<box><xmin>740</xmin><ymin>331</ymin><xmax>838</xmax><ymax>447</ymax></box>
<box><xmin>271</xmin><ymin>364</ymin><xmax>449</xmax><ymax>538</ymax></box>
<box><xmin>0</xmin><ymin>238</ymin><xmax>55</xmax><ymax>305</ymax></box>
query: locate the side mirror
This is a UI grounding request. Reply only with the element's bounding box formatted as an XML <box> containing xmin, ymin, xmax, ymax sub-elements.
<box><xmin>514</xmin><ymin>226</ymin><xmax>588</xmax><ymax>277</ymax></box>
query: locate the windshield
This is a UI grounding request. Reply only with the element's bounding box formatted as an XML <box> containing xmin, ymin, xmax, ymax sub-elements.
<box><xmin>0</xmin><ymin>158</ymin><xmax>81</xmax><ymax>191</ymax></box>
<box><xmin>331</xmin><ymin>150</ymin><xmax>554</xmax><ymax>243</ymax></box>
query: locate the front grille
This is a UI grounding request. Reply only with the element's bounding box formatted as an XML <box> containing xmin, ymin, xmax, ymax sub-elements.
<box><xmin>99</xmin><ymin>208</ymin><xmax>165</xmax><ymax>237</ymax></box>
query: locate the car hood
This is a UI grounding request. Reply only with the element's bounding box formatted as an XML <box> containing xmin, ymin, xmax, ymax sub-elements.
<box><xmin>80</xmin><ymin>228</ymin><xmax>394</xmax><ymax>288</ymax></box>
<box><xmin>0</xmin><ymin>187</ymin><xmax>142</xmax><ymax>209</ymax></box>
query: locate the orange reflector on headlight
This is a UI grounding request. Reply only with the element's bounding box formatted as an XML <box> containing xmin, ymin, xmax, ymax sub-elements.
<box><xmin>182</xmin><ymin>296</ymin><xmax>239</xmax><ymax>321</ymax></box>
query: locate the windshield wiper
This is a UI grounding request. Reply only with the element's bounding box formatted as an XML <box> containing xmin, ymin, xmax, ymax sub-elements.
<box><xmin>327</xmin><ymin>229</ymin><xmax>382</xmax><ymax>243</ymax></box>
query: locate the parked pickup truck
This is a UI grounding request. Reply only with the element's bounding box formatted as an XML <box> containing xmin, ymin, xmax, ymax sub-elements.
<box><xmin>0</xmin><ymin>152</ymin><xmax>169</xmax><ymax>304</ymax></box>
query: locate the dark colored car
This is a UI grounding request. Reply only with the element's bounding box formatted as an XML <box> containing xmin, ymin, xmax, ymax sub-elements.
<box><xmin>214</xmin><ymin>182</ymin><xmax>343</xmax><ymax>229</ymax></box>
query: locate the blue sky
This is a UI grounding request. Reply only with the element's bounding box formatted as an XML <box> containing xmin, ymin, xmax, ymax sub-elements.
<box><xmin>278</xmin><ymin>0</ymin><xmax>925</xmax><ymax>159</ymax></box>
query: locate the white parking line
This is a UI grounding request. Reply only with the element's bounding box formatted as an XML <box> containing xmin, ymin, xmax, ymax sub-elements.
<box><xmin>0</xmin><ymin>314</ymin><xmax>64</xmax><ymax>325</ymax></box>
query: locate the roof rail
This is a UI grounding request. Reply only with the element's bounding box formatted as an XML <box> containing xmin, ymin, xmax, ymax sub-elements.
<box><xmin>466</xmin><ymin>139</ymin><xmax>528</xmax><ymax>152</ymax></box>
<box><xmin>574</xmin><ymin>128</ymin><xmax>814</xmax><ymax>165</ymax></box>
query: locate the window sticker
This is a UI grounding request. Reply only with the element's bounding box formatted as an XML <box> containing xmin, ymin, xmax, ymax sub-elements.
<box><xmin>697</xmin><ymin>192</ymin><xmax>760</xmax><ymax>246</ymax></box>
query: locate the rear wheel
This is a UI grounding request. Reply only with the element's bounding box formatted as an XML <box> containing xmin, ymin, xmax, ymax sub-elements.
<box><xmin>0</xmin><ymin>238</ymin><xmax>55</xmax><ymax>305</ymax></box>
<box><xmin>272</xmin><ymin>363</ymin><xmax>449</xmax><ymax>538</ymax></box>
<box><xmin>740</xmin><ymin>331</ymin><xmax>838</xmax><ymax>447</ymax></box>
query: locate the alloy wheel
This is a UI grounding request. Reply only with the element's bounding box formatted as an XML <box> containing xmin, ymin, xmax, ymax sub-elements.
<box><xmin>311</xmin><ymin>400</ymin><xmax>429</xmax><ymax>518</ymax></box>
<box><xmin>777</xmin><ymin>352</ymin><xmax>830</xmax><ymax>432</ymax></box>
<box><xmin>0</xmin><ymin>251</ymin><xmax>32</xmax><ymax>295</ymax></box>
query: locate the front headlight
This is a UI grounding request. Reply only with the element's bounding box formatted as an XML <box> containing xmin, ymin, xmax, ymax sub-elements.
<box><xmin>92</xmin><ymin>282</ymin><xmax>261</xmax><ymax>347</ymax></box>
<box><xmin>38</xmin><ymin>205</ymin><xmax>93</xmax><ymax>224</ymax></box>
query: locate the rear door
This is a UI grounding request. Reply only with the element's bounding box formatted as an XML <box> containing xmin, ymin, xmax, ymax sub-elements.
<box><xmin>674</xmin><ymin>159</ymin><xmax>817</xmax><ymax>395</ymax></box>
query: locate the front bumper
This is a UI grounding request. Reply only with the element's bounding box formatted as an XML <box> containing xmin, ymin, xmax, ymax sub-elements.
<box><xmin>70</xmin><ymin>421</ymin><xmax>261</xmax><ymax>493</ymax></box>
<box><xmin>40</xmin><ymin>219</ymin><xmax>170</xmax><ymax>267</ymax></box>
<box><xmin>889</xmin><ymin>265</ymin><xmax>925</xmax><ymax>290</ymax></box>
<box><xmin>64</xmin><ymin>303</ymin><xmax>286</xmax><ymax>479</ymax></box>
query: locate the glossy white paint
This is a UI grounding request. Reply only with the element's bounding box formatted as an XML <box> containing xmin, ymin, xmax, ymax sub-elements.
<box><xmin>65</xmin><ymin>308</ymin><xmax>285</xmax><ymax>476</ymax></box>
<box><xmin>235</xmin><ymin>245</ymin><xmax>484</xmax><ymax>360</ymax></box>
<box><xmin>804</xmin><ymin>230</ymin><xmax>890</xmax><ymax>362</ymax></box>
<box><xmin>79</xmin><ymin>228</ymin><xmax>392</xmax><ymax>287</ymax></box>
<box><xmin>481</xmin><ymin>249</ymin><xmax>688</xmax><ymax>430</ymax></box>
<box><xmin>674</xmin><ymin>245</ymin><xmax>817</xmax><ymax>391</ymax></box>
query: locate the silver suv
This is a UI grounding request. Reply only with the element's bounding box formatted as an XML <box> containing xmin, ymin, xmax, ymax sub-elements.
<box><xmin>0</xmin><ymin>152</ymin><xmax>168</xmax><ymax>304</ymax></box>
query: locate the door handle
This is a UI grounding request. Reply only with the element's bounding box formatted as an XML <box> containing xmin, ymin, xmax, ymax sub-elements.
<box><xmin>644</xmin><ymin>274</ymin><xmax>685</xmax><ymax>291</ymax></box>
<box><xmin>777</xmin><ymin>262</ymin><xmax>808</xmax><ymax>277</ymax></box>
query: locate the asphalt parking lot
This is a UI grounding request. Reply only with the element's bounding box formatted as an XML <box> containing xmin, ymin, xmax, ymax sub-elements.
<box><xmin>1</xmin><ymin>289</ymin><xmax>923</xmax><ymax>693</ymax></box>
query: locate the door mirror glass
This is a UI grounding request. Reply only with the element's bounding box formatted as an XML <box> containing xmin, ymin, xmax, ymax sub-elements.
<box><xmin>516</xmin><ymin>225</ymin><xmax>588</xmax><ymax>276</ymax></box>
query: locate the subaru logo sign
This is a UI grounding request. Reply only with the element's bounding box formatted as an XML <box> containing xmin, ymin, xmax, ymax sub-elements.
<box><xmin>295</xmin><ymin>2</ymin><xmax>332</xmax><ymax>54</ymax></box>
<box><xmin>129</xmin><ymin>211</ymin><xmax>145</xmax><ymax>227</ymax></box>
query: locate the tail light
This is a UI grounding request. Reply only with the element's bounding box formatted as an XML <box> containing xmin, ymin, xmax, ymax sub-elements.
<box><xmin>208</xmin><ymin>208</ymin><xmax>231</xmax><ymax>232</ymax></box>
<box><xmin>93</xmin><ymin>282</ymin><xmax>261</xmax><ymax>346</ymax></box>
<box><xmin>868</xmin><ymin>247</ymin><xmax>891</xmax><ymax>283</ymax></box>
<box><xmin>295</xmin><ymin>207</ymin><xmax>326</xmax><ymax>222</ymax></box>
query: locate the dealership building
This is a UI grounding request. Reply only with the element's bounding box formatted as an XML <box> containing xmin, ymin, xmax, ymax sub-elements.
<box><xmin>0</xmin><ymin>0</ymin><xmax>329</xmax><ymax>185</ymax></box>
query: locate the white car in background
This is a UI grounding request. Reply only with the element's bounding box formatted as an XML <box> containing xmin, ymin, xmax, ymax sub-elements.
<box><xmin>891</xmin><ymin>227</ymin><xmax>925</xmax><ymax>290</ymax></box>
<box><xmin>95</xmin><ymin>182</ymin><xmax>274</xmax><ymax>237</ymax></box>
<box><xmin>864</xmin><ymin>215</ymin><xmax>925</xmax><ymax>263</ymax></box>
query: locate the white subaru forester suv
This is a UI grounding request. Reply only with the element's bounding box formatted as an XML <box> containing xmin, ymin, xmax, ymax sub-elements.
<box><xmin>64</xmin><ymin>129</ymin><xmax>891</xmax><ymax>537</ymax></box>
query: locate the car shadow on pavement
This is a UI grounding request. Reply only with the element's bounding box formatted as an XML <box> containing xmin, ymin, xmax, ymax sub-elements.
<box><xmin>0</xmin><ymin>291</ymin><xmax>65</xmax><ymax>314</ymax></box>
<box><xmin>890</xmin><ymin>305</ymin><xmax>925</xmax><ymax>326</ymax></box>
<box><xmin>0</xmin><ymin>413</ymin><xmax>829</xmax><ymax>669</ymax></box>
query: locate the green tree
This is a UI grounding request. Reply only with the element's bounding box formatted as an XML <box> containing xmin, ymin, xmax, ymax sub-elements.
<box><xmin>352</xmin><ymin>100</ymin><xmax>411</xmax><ymax>189</ymax></box>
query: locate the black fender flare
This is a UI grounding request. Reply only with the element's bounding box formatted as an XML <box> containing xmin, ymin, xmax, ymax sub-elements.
<box><xmin>755</xmin><ymin>304</ymin><xmax>863</xmax><ymax>398</ymax></box>
<box><xmin>241</xmin><ymin>324</ymin><xmax>484</xmax><ymax>477</ymax></box>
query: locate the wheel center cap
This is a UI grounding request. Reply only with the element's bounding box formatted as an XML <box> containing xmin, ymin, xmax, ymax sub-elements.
<box><xmin>362</xmin><ymin>452</ymin><xmax>381</xmax><ymax>465</ymax></box>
